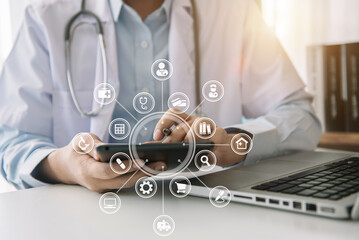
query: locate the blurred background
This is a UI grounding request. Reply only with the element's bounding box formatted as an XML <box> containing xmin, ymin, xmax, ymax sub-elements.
<box><xmin>1</xmin><ymin>0</ymin><xmax>359</xmax><ymax>193</ymax></box>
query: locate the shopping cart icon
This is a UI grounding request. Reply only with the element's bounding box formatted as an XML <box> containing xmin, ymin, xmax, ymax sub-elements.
<box><xmin>175</xmin><ymin>182</ymin><xmax>187</xmax><ymax>194</ymax></box>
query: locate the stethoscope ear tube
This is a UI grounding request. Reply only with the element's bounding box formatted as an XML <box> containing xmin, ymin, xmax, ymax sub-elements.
<box><xmin>65</xmin><ymin>10</ymin><xmax>103</xmax><ymax>41</ymax></box>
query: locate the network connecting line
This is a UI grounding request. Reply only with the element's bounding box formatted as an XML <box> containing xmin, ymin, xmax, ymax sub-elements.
<box><xmin>161</xmin><ymin>81</ymin><xmax>165</xmax><ymax>112</ymax></box>
<box><xmin>196</xmin><ymin>143</ymin><xmax>230</xmax><ymax>146</ymax></box>
<box><xmin>95</xmin><ymin>59</ymin><xmax>251</xmax><ymax>237</ymax></box>
<box><xmin>187</xmin><ymin>168</ymin><xmax>211</xmax><ymax>191</ymax></box>
<box><xmin>185</xmin><ymin>99</ymin><xmax>205</xmax><ymax>120</ymax></box>
<box><xmin>115</xmin><ymin>99</ymin><xmax>139</xmax><ymax>123</ymax></box>
<box><xmin>116</xmin><ymin>169</ymin><xmax>140</xmax><ymax>194</ymax></box>
<box><xmin>161</xmin><ymin>167</ymin><xmax>165</xmax><ymax>215</ymax></box>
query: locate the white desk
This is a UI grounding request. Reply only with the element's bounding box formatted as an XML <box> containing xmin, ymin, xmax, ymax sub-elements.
<box><xmin>0</xmin><ymin>184</ymin><xmax>358</xmax><ymax>240</ymax></box>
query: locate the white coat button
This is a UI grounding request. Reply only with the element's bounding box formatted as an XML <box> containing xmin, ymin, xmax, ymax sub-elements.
<box><xmin>140</xmin><ymin>40</ymin><xmax>148</xmax><ymax>49</ymax></box>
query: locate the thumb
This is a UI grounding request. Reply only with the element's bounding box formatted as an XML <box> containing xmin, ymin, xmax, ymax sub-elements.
<box><xmin>72</xmin><ymin>132</ymin><xmax>103</xmax><ymax>161</ymax></box>
<box><xmin>87</xmin><ymin>133</ymin><xmax>103</xmax><ymax>161</ymax></box>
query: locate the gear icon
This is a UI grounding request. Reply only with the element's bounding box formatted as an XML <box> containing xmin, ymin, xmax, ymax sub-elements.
<box><xmin>139</xmin><ymin>180</ymin><xmax>153</xmax><ymax>195</ymax></box>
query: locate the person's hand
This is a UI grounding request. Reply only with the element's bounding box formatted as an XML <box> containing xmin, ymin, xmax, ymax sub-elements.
<box><xmin>37</xmin><ymin>133</ymin><xmax>167</xmax><ymax>193</ymax></box>
<box><xmin>153</xmin><ymin>109</ymin><xmax>246</xmax><ymax>167</ymax></box>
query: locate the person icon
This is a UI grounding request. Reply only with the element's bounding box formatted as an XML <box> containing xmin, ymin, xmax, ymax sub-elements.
<box><xmin>208</xmin><ymin>84</ymin><xmax>218</xmax><ymax>98</ymax></box>
<box><xmin>156</xmin><ymin>62</ymin><xmax>169</xmax><ymax>77</ymax></box>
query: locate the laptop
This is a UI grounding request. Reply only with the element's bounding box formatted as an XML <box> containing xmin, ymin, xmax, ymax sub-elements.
<box><xmin>188</xmin><ymin>151</ymin><xmax>359</xmax><ymax>219</ymax></box>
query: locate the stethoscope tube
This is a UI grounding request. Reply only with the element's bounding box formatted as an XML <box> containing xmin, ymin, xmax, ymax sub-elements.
<box><xmin>65</xmin><ymin>0</ymin><xmax>201</xmax><ymax>117</ymax></box>
<box><xmin>65</xmin><ymin>2</ymin><xmax>108</xmax><ymax>117</ymax></box>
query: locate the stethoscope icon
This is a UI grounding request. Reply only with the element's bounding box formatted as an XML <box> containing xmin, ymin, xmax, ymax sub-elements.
<box><xmin>139</xmin><ymin>97</ymin><xmax>148</xmax><ymax>110</ymax></box>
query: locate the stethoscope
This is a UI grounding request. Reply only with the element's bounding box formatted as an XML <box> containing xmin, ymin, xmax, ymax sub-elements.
<box><xmin>139</xmin><ymin>97</ymin><xmax>148</xmax><ymax>110</ymax></box>
<box><xmin>65</xmin><ymin>0</ymin><xmax>201</xmax><ymax>117</ymax></box>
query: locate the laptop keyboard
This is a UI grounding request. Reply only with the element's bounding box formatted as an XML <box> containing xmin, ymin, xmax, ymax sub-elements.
<box><xmin>252</xmin><ymin>157</ymin><xmax>359</xmax><ymax>201</ymax></box>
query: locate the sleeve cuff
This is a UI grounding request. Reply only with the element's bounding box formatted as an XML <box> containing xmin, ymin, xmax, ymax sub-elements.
<box><xmin>19</xmin><ymin>148</ymin><xmax>57</xmax><ymax>188</ymax></box>
<box><xmin>225</xmin><ymin>118</ymin><xmax>279</xmax><ymax>165</ymax></box>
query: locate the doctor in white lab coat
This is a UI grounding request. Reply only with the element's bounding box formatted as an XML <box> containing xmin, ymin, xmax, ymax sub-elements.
<box><xmin>0</xmin><ymin>0</ymin><xmax>321</xmax><ymax>192</ymax></box>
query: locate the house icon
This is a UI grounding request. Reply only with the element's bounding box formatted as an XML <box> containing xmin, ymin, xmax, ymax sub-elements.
<box><xmin>236</xmin><ymin>137</ymin><xmax>248</xmax><ymax>150</ymax></box>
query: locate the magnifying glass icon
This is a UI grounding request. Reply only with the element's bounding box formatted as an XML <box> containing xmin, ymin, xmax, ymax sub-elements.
<box><xmin>200</xmin><ymin>155</ymin><xmax>211</xmax><ymax>166</ymax></box>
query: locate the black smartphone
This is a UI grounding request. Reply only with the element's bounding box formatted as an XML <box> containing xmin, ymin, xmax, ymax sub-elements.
<box><xmin>96</xmin><ymin>142</ymin><xmax>214</xmax><ymax>163</ymax></box>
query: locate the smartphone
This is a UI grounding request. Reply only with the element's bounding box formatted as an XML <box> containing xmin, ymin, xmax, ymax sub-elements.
<box><xmin>96</xmin><ymin>142</ymin><xmax>214</xmax><ymax>163</ymax></box>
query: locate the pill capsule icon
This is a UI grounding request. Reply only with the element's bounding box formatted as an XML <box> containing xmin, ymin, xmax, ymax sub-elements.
<box><xmin>116</xmin><ymin>158</ymin><xmax>126</xmax><ymax>169</ymax></box>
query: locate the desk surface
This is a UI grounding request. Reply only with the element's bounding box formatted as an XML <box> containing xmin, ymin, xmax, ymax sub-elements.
<box><xmin>0</xmin><ymin>184</ymin><xmax>358</xmax><ymax>240</ymax></box>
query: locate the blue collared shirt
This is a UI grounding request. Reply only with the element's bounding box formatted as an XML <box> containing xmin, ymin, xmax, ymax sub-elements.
<box><xmin>109</xmin><ymin>0</ymin><xmax>171</xmax><ymax>143</ymax></box>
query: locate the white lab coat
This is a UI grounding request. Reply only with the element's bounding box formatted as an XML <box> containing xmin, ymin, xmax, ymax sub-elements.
<box><xmin>0</xmin><ymin>0</ymin><xmax>305</xmax><ymax>148</ymax></box>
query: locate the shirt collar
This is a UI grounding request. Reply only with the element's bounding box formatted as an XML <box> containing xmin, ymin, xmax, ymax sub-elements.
<box><xmin>109</xmin><ymin>0</ymin><xmax>173</xmax><ymax>22</ymax></box>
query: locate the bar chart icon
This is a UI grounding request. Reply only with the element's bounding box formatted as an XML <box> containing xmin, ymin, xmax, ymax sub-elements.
<box><xmin>199</xmin><ymin>122</ymin><xmax>212</xmax><ymax>136</ymax></box>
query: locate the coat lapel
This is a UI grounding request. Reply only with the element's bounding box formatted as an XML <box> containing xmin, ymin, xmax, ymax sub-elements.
<box><xmin>86</xmin><ymin>0</ymin><xmax>119</xmax><ymax>141</ymax></box>
<box><xmin>84</xmin><ymin>0</ymin><xmax>196</xmax><ymax>139</ymax></box>
<box><xmin>169</xmin><ymin>0</ymin><xmax>197</xmax><ymax>112</ymax></box>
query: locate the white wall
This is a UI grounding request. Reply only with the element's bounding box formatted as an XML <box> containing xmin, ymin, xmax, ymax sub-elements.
<box><xmin>0</xmin><ymin>0</ymin><xmax>13</xmax><ymax>69</ymax></box>
<box><xmin>9</xmin><ymin>0</ymin><xmax>27</xmax><ymax>39</ymax></box>
<box><xmin>0</xmin><ymin>0</ymin><xmax>26</xmax><ymax>70</ymax></box>
<box><xmin>261</xmin><ymin>0</ymin><xmax>359</xmax><ymax>84</ymax></box>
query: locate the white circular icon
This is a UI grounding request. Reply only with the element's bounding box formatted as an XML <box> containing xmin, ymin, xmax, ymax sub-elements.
<box><xmin>129</xmin><ymin>112</ymin><xmax>196</xmax><ymax>178</ymax></box>
<box><xmin>93</xmin><ymin>83</ymin><xmax>116</xmax><ymax>105</ymax></box>
<box><xmin>135</xmin><ymin>177</ymin><xmax>158</xmax><ymax>198</ymax></box>
<box><xmin>151</xmin><ymin>59</ymin><xmax>173</xmax><ymax>81</ymax></box>
<box><xmin>209</xmin><ymin>186</ymin><xmax>231</xmax><ymax>208</ymax></box>
<box><xmin>153</xmin><ymin>215</ymin><xmax>175</xmax><ymax>237</ymax></box>
<box><xmin>194</xmin><ymin>150</ymin><xmax>217</xmax><ymax>172</ymax></box>
<box><xmin>71</xmin><ymin>133</ymin><xmax>95</xmax><ymax>154</ymax></box>
<box><xmin>133</xmin><ymin>92</ymin><xmax>155</xmax><ymax>114</ymax></box>
<box><xmin>169</xmin><ymin>176</ymin><xmax>191</xmax><ymax>198</ymax></box>
<box><xmin>193</xmin><ymin>117</ymin><xmax>216</xmax><ymax>139</ymax></box>
<box><xmin>99</xmin><ymin>192</ymin><xmax>121</xmax><ymax>214</ymax></box>
<box><xmin>230</xmin><ymin>133</ymin><xmax>253</xmax><ymax>155</ymax></box>
<box><xmin>168</xmin><ymin>92</ymin><xmax>190</xmax><ymax>113</ymax></box>
<box><xmin>109</xmin><ymin>118</ymin><xmax>131</xmax><ymax>140</ymax></box>
<box><xmin>202</xmin><ymin>80</ymin><xmax>224</xmax><ymax>102</ymax></box>
<box><xmin>109</xmin><ymin>152</ymin><xmax>132</xmax><ymax>175</ymax></box>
